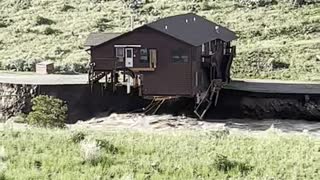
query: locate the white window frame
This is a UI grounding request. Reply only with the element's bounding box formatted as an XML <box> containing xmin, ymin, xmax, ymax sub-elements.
<box><xmin>114</xmin><ymin>45</ymin><xmax>141</xmax><ymax>48</ymax></box>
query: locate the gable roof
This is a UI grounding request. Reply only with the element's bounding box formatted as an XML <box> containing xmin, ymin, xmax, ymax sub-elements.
<box><xmin>84</xmin><ymin>32</ymin><xmax>122</xmax><ymax>46</ymax></box>
<box><xmin>87</xmin><ymin>13</ymin><xmax>237</xmax><ymax>48</ymax></box>
<box><xmin>146</xmin><ymin>13</ymin><xmax>237</xmax><ymax>46</ymax></box>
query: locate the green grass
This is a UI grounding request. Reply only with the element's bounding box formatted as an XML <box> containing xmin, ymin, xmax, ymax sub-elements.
<box><xmin>0</xmin><ymin>0</ymin><xmax>320</xmax><ymax>79</ymax></box>
<box><xmin>0</xmin><ymin>128</ymin><xmax>319</xmax><ymax>179</ymax></box>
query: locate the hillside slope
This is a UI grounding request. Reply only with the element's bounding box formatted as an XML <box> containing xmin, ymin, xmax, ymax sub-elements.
<box><xmin>0</xmin><ymin>0</ymin><xmax>319</xmax><ymax>80</ymax></box>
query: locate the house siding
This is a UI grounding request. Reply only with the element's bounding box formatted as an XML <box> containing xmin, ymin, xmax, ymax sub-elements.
<box><xmin>91</xmin><ymin>26</ymin><xmax>194</xmax><ymax>96</ymax></box>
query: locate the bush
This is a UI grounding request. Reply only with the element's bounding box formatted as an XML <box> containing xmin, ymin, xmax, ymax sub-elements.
<box><xmin>35</xmin><ymin>16</ymin><xmax>55</xmax><ymax>26</ymax></box>
<box><xmin>0</xmin><ymin>22</ymin><xmax>7</xmax><ymax>28</ymax></box>
<box><xmin>70</xmin><ymin>131</ymin><xmax>86</xmax><ymax>143</ymax></box>
<box><xmin>61</xmin><ymin>4</ymin><xmax>75</xmax><ymax>12</ymax></box>
<box><xmin>200</xmin><ymin>1</ymin><xmax>211</xmax><ymax>10</ymax></box>
<box><xmin>95</xmin><ymin>17</ymin><xmax>115</xmax><ymax>32</ymax></box>
<box><xmin>26</xmin><ymin>95</ymin><xmax>67</xmax><ymax>128</ymax></box>
<box><xmin>43</xmin><ymin>27</ymin><xmax>62</xmax><ymax>35</ymax></box>
<box><xmin>2</xmin><ymin>58</ymin><xmax>41</xmax><ymax>71</ymax></box>
<box><xmin>96</xmin><ymin>139</ymin><xmax>119</xmax><ymax>154</ymax></box>
<box><xmin>80</xmin><ymin>139</ymin><xmax>102</xmax><ymax>165</ymax></box>
<box><xmin>237</xmin><ymin>0</ymin><xmax>278</xmax><ymax>7</ymax></box>
<box><xmin>213</xmin><ymin>154</ymin><xmax>253</xmax><ymax>175</ymax></box>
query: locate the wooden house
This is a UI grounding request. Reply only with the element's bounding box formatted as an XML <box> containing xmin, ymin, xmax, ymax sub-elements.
<box><xmin>85</xmin><ymin>13</ymin><xmax>237</xmax><ymax>119</ymax></box>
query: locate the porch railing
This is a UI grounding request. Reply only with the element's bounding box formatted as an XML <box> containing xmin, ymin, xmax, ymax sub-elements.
<box><xmin>92</xmin><ymin>57</ymin><xmax>124</xmax><ymax>71</ymax></box>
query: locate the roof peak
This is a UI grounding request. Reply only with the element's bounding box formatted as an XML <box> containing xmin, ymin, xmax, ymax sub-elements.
<box><xmin>146</xmin><ymin>13</ymin><xmax>237</xmax><ymax>46</ymax></box>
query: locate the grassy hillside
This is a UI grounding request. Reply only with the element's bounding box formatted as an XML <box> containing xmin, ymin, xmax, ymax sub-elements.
<box><xmin>0</xmin><ymin>0</ymin><xmax>320</xmax><ymax>80</ymax></box>
<box><xmin>0</xmin><ymin>129</ymin><xmax>319</xmax><ymax>179</ymax></box>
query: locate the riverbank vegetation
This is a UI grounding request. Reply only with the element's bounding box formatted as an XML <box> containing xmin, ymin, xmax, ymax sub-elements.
<box><xmin>0</xmin><ymin>128</ymin><xmax>319</xmax><ymax>179</ymax></box>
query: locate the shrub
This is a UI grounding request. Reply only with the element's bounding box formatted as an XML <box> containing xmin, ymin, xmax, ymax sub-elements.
<box><xmin>80</xmin><ymin>139</ymin><xmax>102</xmax><ymax>165</ymax></box>
<box><xmin>0</xmin><ymin>146</ymin><xmax>6</xmax><ymax>179</ymax></box>
<box><xmin>237</xmin><ymin>0</ymin><xmax>278</xmax><ymax>7</ymax></box>
<box><xmin>207</xmin><ymin>129</ymin><xmax>230</xmax><ymax>139</ymax></box>
<box><xmin>200</xmin><ymin>1</ymin><xmax>211</xmax><ymax>10</ymax></box>
<box><xmin>213</xmin><ymin>154</ymin><xmax>253</xmax><ymax>175</ymax></box>
<box><xmin>3</xmin><ymin>59</ymin><xmax>26</xmax><ymax>71</ymax></box>
<box><xmin>43</xmin><ymin>27</ymin><xmax>62</xmax><ymax>35</ymax></box>
<box><xmin>35</xmin><ymin>16</ymin><xmax>55</xmax><ymax>26</ymax></box>
<box><xmin>7</xmin><ymin>114</ymin><xmax>26</xmax><ymax>123</ymax></box>
<box><xmin>96</xmin><ymin>139</ymin><xmax>119</xmax><ymax>154</ymax></box>
<box><xmin>268</xmin><ymin>58</ymin><xmax>290</xmax><ymax>70</ymax></box>
<box><xmin>95</xmin><ymin>17</ymin><xmax>112</xmax><ymax>32</ymax></box>
<box><xmin>0</xmin><ymin>22</ymin><xmax>7</xmax><ymax>28</ymax></box>
<box><xmin>61</xmin><ymin>4</ymin><xmax>75</xmax><ymax>12</ymax></box>
<box><xmin>2</xmin><ymin>58</ymin><xmax>41</xmax><ymax>72</ymax></box>
<box><xmin>70</xmin><ymin>131</ymin><xmax>86</xmax><ymax>143</ymax></box>
<box><xmin>26</xmin><ymin>95</ymin><xmax>67</xmax><ymax>128</ymax></box>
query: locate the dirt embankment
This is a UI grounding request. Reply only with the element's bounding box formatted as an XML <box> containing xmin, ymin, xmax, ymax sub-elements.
<box><xmin>207</xmin><ymin>90</ymin><xmax>320</xmax><ymax>120</ymax></box>
<box><xmin>0</xmin><ymin>83</ymin><xmax>36</xmax><ymax>120</ymax></box>
<box><xmin>1</xmin><ymin>80</ymin><xmax>320</xmax><ymax>122</ymax></box>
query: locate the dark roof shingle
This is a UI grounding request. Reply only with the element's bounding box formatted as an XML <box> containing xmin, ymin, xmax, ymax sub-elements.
<box><xmin>84</xmin><ymin>33</ymin><xmax>122</xmax><ymax>46</ymax></box>
<box><xmin>86</xmin><ymin>13</ymin><xmax>237</xmax><ymax>47</ymax></box>
<box><xmin>146</xmin><ymin>13</ymin><xmax>237</xmax><ymax>46</ymax></box>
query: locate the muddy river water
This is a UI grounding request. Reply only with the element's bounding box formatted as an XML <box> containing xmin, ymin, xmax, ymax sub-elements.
<box><xmin>1</xmin><ymin>113</ymin><xmax>320</xmax><ymax>137</ymax></box>
<box><xmin>67</xmin><ymin>113</ymin><xmax>320</xmax><ymax>137</ymax></box>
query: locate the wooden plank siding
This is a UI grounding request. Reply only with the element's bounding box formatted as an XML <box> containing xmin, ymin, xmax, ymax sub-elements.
<box><xmin>91</xmin><ymin>26</ymin><xmax>194</xmax><ymax>96</ymax></box>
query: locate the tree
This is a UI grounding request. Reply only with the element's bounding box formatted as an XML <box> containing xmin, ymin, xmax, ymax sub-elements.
<box><xmin>27</xmin><ymin>95</ymin><xmax>67</xmax><ymax>128</ymax></box>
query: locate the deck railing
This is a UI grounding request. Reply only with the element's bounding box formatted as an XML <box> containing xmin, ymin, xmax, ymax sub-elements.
<box><xmin>92</xmin><ymin>57</ymin><xmax>124</xmax><ymax>71</ymax></box>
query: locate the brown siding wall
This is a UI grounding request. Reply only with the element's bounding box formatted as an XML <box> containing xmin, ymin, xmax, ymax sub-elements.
<box><xmin>91</xmin><ymin>27</ymin><xmax>193</xmax><ymax>96</ymax></box>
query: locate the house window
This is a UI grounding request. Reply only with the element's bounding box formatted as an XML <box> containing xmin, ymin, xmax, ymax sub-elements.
<box><xmin>116</xmin><ymin>47</ymin><xmax>124</xmax><ymax>62</ymax></box>
<box><xmin>149</xmin><ymin>49</ymin><xmax>157</xmax><ymax>68</ymax></box>
<box><xmin>172</xmin><ymin>48</ymin><xmax>189</xmax><ymax>63</ymax></box>
<box><xmin>116</xmin><ymin>47</ymin><xmax>124</xmax><ymax>57</ymax></box>
<box><xmin>140</xmin><ymin>48</ymin><xmax>148</xmax><ymax>63</ymax></box>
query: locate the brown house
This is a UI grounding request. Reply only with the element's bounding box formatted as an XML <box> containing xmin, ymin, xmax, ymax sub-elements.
<box><xmin>85</xmin><ymin>13</ymin><xmax>237</xmax><ymax>119</ymax></box>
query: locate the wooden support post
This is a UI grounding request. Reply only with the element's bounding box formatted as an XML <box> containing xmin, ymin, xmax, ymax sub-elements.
<box><xmin>111</xmin><ymin>70</ymin><xmax>115</xmax><ymax>93</ymax></box>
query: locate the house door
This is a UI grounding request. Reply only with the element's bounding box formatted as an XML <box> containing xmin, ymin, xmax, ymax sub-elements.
<box><xmin>125</xmin><ymin>48</ymin><xmax>133</xmax><ymax>68</ymax></box>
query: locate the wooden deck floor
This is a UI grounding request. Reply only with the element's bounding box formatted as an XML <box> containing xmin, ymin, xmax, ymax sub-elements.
<box><xmin>226</xmin><ymin>79</ymin><xmax>320</xmax><ymax>94</ymax></box>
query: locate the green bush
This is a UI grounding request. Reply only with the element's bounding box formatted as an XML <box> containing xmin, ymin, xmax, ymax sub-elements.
<box><xmin>27</xmin><ymin>95</ymin><xmax>67</xmax><ymax>128</ymax></box>
<box><xmin>70</xmin><ymin>131</ymin><xmax>86</xmax><ymax>143</ymax></box>
<box><xmin>95</xmin><ymin>17</ymin><xmax>113</xmax><ymax>32</ymax></box>
<box><xmin>237</xmin><ymin>0</ymin><xmax>278</xmax><ymax>7</ymax></box>
<box><xmin>213</xmin><ymin>154</ymin><xmax>253</xmax><ymax>175</ymax></box>
<box><xmin>61</xmin><ymin>4</ymin><xmax>75</xmax><ymax>12</ymax></box>
<box><xmin>43</xmin><ymin>27</ymin><xmax>62</xmax><ymax>35</ymax></box>
<box><xmin>35</xmin><ymin>16</ymin><xmax>55</xmax><ymax>26</ymax></box>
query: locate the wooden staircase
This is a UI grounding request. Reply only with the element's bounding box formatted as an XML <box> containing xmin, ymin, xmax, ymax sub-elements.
<box><xmin>194</xmin><ymin>79</ymin><xmax>224</xmax><ymax>120</ymax></box>
<box><xmin>89</xmin><ymin>71</ymin><xmax>105</xmax><ymax>83</ymax></box>
<box><xmin>88</xmin><ymin>62</ymin><xmax>107</xmax><ymax>92</ymax></box>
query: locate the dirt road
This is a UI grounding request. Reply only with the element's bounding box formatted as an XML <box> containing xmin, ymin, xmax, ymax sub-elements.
<box><xmin>0</xmin><ymin>72</ymin><xmax>88</xmax><ymax>85</ymax></box>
